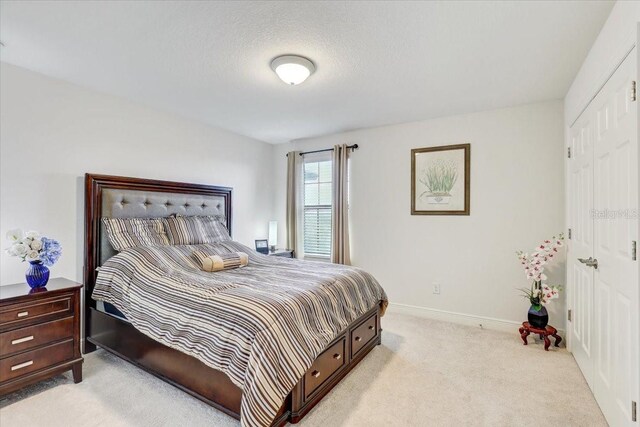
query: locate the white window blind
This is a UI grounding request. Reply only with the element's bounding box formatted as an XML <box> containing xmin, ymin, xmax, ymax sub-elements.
<box><xmin>303</xmin><ymin>155</ymin><xmax>332</xmax><ymax>257</ymax></box>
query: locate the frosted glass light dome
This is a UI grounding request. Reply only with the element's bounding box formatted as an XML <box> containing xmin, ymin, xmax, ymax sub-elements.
<box><xmin>271</xmin><ymin>55</ymin><xmax>315</xmax><ymax>85</ymax></box>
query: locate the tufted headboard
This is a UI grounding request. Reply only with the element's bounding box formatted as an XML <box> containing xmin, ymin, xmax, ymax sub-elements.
<box><xmin>100</xmin><ymin>188</ymin><xmax>228</xmax><ymax>264</ymax></box>
<box><xmin>84</xmin><ymin>173</ymin><xmax>232</xmax><ymax>336</ymax></box>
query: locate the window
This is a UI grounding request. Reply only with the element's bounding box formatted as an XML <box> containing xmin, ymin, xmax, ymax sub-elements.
<box><xmin>303</xmin><ymin>156</ymin><xmax>332</xmax><ymax>258</ymax></box>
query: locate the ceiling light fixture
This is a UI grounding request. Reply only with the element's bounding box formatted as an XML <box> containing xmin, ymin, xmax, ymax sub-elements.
<box><xmin>270</xmin><ymin>55</ymin><xmax>315</xmax><ymax>86</ymax></box>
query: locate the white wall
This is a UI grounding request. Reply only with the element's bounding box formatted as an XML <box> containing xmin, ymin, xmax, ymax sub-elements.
<box><xmin>563</xmin><ymin>0</ymin><xmax>639</xmax><ymax>345</ymax></box>
<box><xmin>0</xmin><ymin>62</ymin><xmax>568</xmax><ymax>331</ymax></box>
<box><xmin>562</xmin><ymin>0</ymin><xmax>639</xmax><ymax>385</ymax></box>
<box><xmin>0</xmin><ymin>63</ymin><xmax>274</xmax><ymax>286</ymax></box>
<box><xmin>565</xmin><ymin>1</ymin><xmax>640</xmax><ymax>125</ymax></box>
<box><xmin>273</xmin><ymin>101</ymin><xmax>566</xmax><ymax>331</ymax></box>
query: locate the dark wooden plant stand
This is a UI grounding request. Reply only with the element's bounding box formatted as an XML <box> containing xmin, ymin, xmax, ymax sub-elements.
<box><xmin>519</xmin><ymin>322</ymin><xmax>562</xmax><ymax>351</ymax></box>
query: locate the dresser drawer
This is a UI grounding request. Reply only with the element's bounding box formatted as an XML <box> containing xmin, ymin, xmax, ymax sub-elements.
<box><xmin>304</xmin><ymin>337</ymin><xmax>346</xmax><ymax>400</ymax></box>
<box><xmin>0</xmin><ymin>295</ymin><xmax>73</xmax><ymax>328</ymax></box>
<box><xmin>0</xmin><ymin>316</ymin><xmax>74</xmax><ymax>357</ymax></box>
<box><xmin>0</xmin><ymin>339</ymin><xmax>74</xmax><ymax>383</ymax></box>
<box><xmin>350</xmin><ymin>312</ymin><xmax>378</xmax><ymax>358</ymax></box>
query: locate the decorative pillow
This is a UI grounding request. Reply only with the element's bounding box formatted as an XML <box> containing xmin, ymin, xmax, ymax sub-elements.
<box><xmin>193</xmin><ymin>251</ymin><xmax>249</xmax><ymax>272</ymax></box>
<box><xmin>102</xmin><ymin>217</ymin><xmax>170</xmax><ymax>251</ymax></box>
<box><xmin>161</xmin><ymin>215</ymin><xmax>230</xmax><ymax>245</ymax></box>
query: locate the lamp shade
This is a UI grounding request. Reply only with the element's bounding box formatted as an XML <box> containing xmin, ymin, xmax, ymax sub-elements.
<box><xmin>268</xmin><ymin>221</ymin><xmax>278</xmax><ymax>247</ymax></box>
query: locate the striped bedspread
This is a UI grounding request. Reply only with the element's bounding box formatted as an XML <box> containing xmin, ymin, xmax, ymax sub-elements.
<box><xmin>92</xmin><ymin>241</ymin><xmax>387</xmax><ymax>427</ymax></box>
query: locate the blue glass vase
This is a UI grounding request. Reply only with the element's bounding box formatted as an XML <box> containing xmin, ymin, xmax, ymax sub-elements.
<box><xmin>25</xmin><ymin>260</ymin><xmax>50</xmax><ymax>289</ymax></box>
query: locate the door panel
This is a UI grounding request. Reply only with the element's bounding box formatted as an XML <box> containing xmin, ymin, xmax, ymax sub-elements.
<box><xmin>595</xmin><ymin>276</ymin><xmax>610</xmax><ymax>387</ymax></box>
<box><xmin>614</xmin><ymin>293</ymin><xmax>633</xmax><ymax>419</ymax></box>
<box><xmin>568</xmin><ymin>108</ymin><xmax>595</xmax><ymax>387</ymax></box>
<box><xmin>591</xmin><ymin>47</ymin><xmax>638</xmax><ymax>427</ymax></box>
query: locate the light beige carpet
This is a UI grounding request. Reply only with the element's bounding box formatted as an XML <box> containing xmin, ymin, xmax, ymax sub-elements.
<box><xmin>0</xmin><ymin>312</ymin><xmax>607</xmax><ymax>427</ymax></box>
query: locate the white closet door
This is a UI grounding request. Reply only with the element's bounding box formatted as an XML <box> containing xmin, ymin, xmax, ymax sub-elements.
<box><xmin>592</xmin><ymin>47</ymin><xmax>638</xmax><ymax>427</ymax></box>
<box><xmin>568</xmin><ymin>103</ymin><xmax>595</xmax><ymax>387</ymax></box>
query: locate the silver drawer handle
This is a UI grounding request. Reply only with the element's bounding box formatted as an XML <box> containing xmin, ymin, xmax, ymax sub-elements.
<box><xmin>333</xmin><ymin>353</ymin><xmax>342</xmax><ymax>360</ymax></box>
<box><xmin>17</xmin><ymin>311</ymin><xmax>29</xmax><ymax>318</ymax></box>
<box><xmin>11</xmin><ymin>335</ymin><xmax>34</xmax><ymax>345</ymax></box>
<box><xmin>11</xmin><ymin>360</ymin><xmax>33</xmax><ymax>371</ymax></box>
<box><xmin>311</xmin><ymin>370</ymin><xmax>321</xmax><ymax>378</ymax></box>
<box><xmin>355</xmin><ymin>336</ymin><xmax>362</xmax><ymax>342</ymax></box>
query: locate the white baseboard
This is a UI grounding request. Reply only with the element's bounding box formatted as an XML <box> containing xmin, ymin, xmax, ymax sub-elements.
<box><xmin>387</xmin><ymin>302</ymin><xmax>524</xmax><ymax>334</ymax></box>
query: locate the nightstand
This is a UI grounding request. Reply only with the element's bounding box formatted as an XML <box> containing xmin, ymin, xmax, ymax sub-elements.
<box><xmin>0</xmin><ymin>278</ymin><xmax>83</xmax><ymax>396</ymax></box>
<box><xmin>269</xmin><ymin>249</ymin><xmax>295</xmax><ymax>258</ymax></box>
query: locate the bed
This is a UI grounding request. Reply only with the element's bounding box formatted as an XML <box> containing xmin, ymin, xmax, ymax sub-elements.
<box><xmin>83</xmin><ymin>174</ymin><xmax>387</xmax><ymax>427</ymax></box>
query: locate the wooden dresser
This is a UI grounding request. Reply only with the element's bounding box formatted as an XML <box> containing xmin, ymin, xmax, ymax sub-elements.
<box><xmin>0</xmin><ymin>278</ymin><xmax>83</xmax><ymax>396</ymax></box>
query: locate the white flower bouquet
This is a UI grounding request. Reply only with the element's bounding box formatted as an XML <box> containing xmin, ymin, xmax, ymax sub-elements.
<box><xmin>5</xmin><ymin>229</ymin><xmax>62</xmax><ymax>266</ymax></box>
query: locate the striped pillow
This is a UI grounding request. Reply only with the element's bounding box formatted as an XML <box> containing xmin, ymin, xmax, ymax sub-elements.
<box><xmin>193</xmin><ymin>251</ymin><xmax>249</xmax><ymax>272</ymax></box>
<box><xmin>102</xmin><ymin>217</ymin><xmax>170</xmax><ymax>251</ymax></box>
<box><xmin>161</xmin><ymin>215</ymin><xmax>230</xmax><ymax>245</ymax></box>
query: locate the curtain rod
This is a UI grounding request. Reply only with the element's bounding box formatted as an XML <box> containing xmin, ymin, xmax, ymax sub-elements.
<box><xmin>285</xmin><ymin>144</ymin><xmax>359</xmax><ymax>157</ymax></box>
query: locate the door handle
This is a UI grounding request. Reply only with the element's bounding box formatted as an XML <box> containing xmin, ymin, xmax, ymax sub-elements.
<box><xmin>577</xmin><ymin>257</ymin><xmax>598</xmax><ymax>269</ymax></box>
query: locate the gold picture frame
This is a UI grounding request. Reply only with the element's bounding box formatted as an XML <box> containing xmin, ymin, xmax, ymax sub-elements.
<box><xmin>411</xmin><ymin>143</ymin><xmax>470</xmax><ymax>215</ymax></box>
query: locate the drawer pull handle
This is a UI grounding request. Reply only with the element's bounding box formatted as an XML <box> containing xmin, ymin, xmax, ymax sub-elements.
<box><xmin>333</xmin><ymin>353</ymin><xmax>341</xmax><ymax>360</ymax></box>
<box><xmin>355</xmin><ymin>336</ymin><xmax>362</xmax><ymax>342</ymax></box>
<box><xmin>11</xmin><ymin>360</ymin><xmax>33</xmax><ymax>371</ymax></box>
<box><xmin>368</xmin><ymin>325</ymin><xmax>374</xmax><ymax>330</ymax></box>
<box><xmin>311</xmin><ymin>370</ymin><xmax>321</xmax><ymax>378</ymax></box>
<box><xmin>17</xmin><ymin>311</ymin><xmax>29</xmax><ymax>318</ymax></box>
<box><xmin>11</xmin><ymin>335</ymin><xmax>34</xmax><ymax>345</ymax></box>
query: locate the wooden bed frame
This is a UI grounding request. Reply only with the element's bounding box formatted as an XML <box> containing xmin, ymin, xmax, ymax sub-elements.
<box><xmin>83</xmin><ymin>174</ymin><xmax>383</xmax><ymax>426</ymax></box>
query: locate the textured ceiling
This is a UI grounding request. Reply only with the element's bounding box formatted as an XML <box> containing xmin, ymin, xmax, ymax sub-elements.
<box><xmin>0</xmin><ymin>1</ymin><xmax>613</xmax><ymax>143</ymax></box>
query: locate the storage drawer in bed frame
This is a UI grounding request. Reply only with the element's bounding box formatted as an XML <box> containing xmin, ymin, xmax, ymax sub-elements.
<box><xmin>289</xmin><ymin>305</ymin><xmax>382</xmax><ymax>423</ymax></box>
<box><xmin>88</xmin><ymin>303</ymin><xmax>382</xmax><ymax>426</ymax></box>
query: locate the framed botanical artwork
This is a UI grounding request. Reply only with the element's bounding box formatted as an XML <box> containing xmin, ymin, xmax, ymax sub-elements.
<box><xmin>411</xmin><ymin>143</ymin><xmax>470</xmax><ymax>215</ymax></box>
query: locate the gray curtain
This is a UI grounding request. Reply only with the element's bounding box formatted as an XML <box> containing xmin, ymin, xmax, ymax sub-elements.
<box><xmin>331</xmin><ymin>144</ymin><xmax>351</xmax><ymax>265</ymax></box>
<box><xmin>286</xmin><ymin>151</ymin><xmax>301</xmax><ymax>256</ymax></box>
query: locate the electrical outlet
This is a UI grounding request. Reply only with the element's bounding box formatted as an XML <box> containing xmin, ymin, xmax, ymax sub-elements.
<box><xmin>433</xmin><ymin>283</ymin><xmax>441</xmax><ymax>295</ymax></box>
